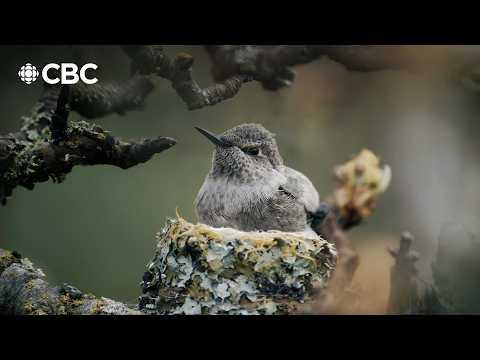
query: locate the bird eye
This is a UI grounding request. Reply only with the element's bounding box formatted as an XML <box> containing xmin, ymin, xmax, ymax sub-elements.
<box><xmin>242</xmin><ymin>146</ymin><xmax>260</xmax><ymax>156</ymax></box>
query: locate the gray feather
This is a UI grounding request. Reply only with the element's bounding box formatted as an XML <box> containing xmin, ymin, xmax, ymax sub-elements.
<box><xmin>195</xmin><ymin>123</ymin><xmax>322</xmax><ymax>235</ymax></box>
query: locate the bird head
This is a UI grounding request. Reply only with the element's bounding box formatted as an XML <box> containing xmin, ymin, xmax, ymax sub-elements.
<box><xmin>195</xmin><ymin>123</ymin><xmax>283</xmax><ymax>180</ymax></box>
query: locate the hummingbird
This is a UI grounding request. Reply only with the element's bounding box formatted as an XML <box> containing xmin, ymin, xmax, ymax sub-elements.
<box><xmin>194</xmin><ymin>123</ymin><xmax>330</xmax><ymax>237</ymax></box>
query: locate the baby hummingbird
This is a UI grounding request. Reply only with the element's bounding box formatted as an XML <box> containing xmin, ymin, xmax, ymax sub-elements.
<box><xmin>194</xmin><ymin>123</ymin><xmax>330</xmax><ymax>236</ymax></box>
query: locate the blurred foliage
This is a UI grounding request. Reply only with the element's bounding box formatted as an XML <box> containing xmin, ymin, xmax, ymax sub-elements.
<box><xmin>333</xmin><ymin>149</ymin><xmax>391</xmax><ymax>225</ymax></box>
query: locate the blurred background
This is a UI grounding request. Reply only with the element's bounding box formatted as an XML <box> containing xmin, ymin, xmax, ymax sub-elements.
<box><xmin>1</xmin><ymin>45</ymin><xmax>479</xmax><ymax>312</ymax></box>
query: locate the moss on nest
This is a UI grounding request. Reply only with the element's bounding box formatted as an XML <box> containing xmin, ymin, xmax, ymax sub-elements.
<box><xmin>140</xmin><ymin>217</ymin><xmax>337</xmax><ymax>315</ymax></box>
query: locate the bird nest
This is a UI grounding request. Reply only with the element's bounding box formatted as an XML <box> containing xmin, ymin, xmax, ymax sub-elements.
<box><xmin>139</xmin><ymin>217</ymin><xmax>337</xmax><ymax>315</ymax></box>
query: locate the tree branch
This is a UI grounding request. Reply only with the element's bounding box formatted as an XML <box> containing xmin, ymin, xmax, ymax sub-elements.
<box><xmin>64</xmin><ymin>45</ymin><xmax>480</xmax><ymax>115</ymax></box>
<box><xmin>117</xmin><ymin>45</ymin><xmax>414</xmax><ymax>110</ymax></box>
<box><xmin>0</xmin><ymin>85</ymin><xmax>176</xmax><ymax>205</ymax></box>
<box><xmin>205</xmin><ymin>45</ymin><xmax>414</xmax><ymax>91</ymax></box>
<box><xmin>0</xmin><ymin>249</ymin><xmax>140</xmax><ymax>315</ymax></box>
<box><xmin>386</xmin><ymin>232</ymin><xmax>420</xmax><ymax>314</ymax></box>
<box><xmin>295</xmin><ymin>149</ymin><xmax>390</xmax><ymax>314</ymax></box>
<box><xmin>70</xmin><ymin>76</ymin><xmax>155</xmax><ymax>119</ymax></box>
<box><xmin>122</xmin><ymin>45</ymin><xmax>253</xmax><ymax>110</ymax></box>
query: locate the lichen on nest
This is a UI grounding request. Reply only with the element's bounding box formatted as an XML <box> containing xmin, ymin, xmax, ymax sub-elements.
<box><xmin>139</xmin><ymin>217</ymin><xmax>337</xmax><ymax>315</ymax></box>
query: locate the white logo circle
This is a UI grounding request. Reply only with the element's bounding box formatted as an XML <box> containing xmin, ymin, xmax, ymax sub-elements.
<box><xmin>18</xmin><ymin>63</ymin><xmax>39</xmax><ymax>84</ymax></box>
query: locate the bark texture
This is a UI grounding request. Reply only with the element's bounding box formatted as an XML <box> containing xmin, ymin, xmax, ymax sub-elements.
<box><xmin>0</xmin><ymin>85</ymin><xmax>176</xmax><ymax>206</ymax></box>
<box><xmin>0</xmin><ymin>249</ymin><xmax>140</xmax><ymax>315</ymax></box>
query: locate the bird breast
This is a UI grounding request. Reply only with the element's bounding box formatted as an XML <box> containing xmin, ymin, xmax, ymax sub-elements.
<box><xmin>195</xmin><ymin>168</ymin><xmax>287</xmax><ymax>228</ymax></box>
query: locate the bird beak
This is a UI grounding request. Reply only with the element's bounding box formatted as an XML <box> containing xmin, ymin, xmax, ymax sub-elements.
<box><xmin>195</xmin><ymin>127</ymin><xmax>232</xmax><ymax>148</ymax></box>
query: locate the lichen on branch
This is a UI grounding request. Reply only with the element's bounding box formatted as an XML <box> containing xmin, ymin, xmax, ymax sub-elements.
<box><xmin>0</xmin><ymin>85</ymin><xmax>176</xmax><ymax>205</ymax></box>
<box><xmin>0</xmin><ymin>249</ymin><xmax>140</xmax><ymax>315</ymax></box>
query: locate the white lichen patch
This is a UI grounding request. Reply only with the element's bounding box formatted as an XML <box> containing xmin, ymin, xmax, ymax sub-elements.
<box><xmin>98</xmin><ymin>297</ymin><xmax>142</xmax><ymax>315</ymax></box>
<box><xmin>140</xmin><ymin>217</ymin><xmax>337</xmax><ymax>315</ymax></box>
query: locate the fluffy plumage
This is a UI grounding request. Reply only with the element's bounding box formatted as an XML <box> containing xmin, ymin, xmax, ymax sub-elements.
<box><xmin>195</xmin><ymin>123</ymin><xmax>328</xmax><ymax>236</ymax></box>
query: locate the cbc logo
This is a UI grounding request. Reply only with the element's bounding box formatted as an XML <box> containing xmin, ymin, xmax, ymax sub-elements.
<box><xmin>18</xmin><ymin>63</ymin><xmax>40</xmax><ymax>84</ymax></box>
<box><xmin>18</xmin><ymin>63</ymin><xmax>98</xmax><ymax>85</ymax></box>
